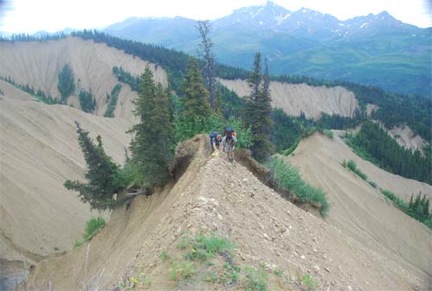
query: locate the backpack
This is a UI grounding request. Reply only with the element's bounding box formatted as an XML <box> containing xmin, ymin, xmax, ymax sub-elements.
<box><xmin>209</xmin><ymin>132</ymin><xmax>220</xmax><ymax>145</ymax></box>
<box><xmin>209</xmin><ymin>132</ymin><xmax>218</xmax><ymax>139</ymax></box>
<box><xmin>224</xmin><ymin>127</ymin><xmax>237</xmax><ymax>139</ymax></box>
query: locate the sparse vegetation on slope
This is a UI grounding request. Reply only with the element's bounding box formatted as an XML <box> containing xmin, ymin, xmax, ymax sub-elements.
<box><xmin>342</xmin><ymin>159</ymin><xmax>432</xmax><ymax>229</ymax></box>
<box><xmin>74</xmin><ymin>217</ymin><xmax>106</xmax><ymax>248</ymax></box>
<box><xmin>267</xmin><ymin>157</ymin><xmax>329</xmax><ymax>216</ymax></box>
<box><xmin>344</xmin><ymin>159</ymin><xmax>368</xmax><ymax>181</ymax></box>
<box><xmin>0</xmin><ymin>76</ymin><xmax>57</xmax><ymax>104</ymax></box>
<box><xmin>156</xmin><ymin>232</ymin><xmax>279</xmax><ymax>290</ymax></box>
<box><xmin>381</xmin><ymin>190</ymin><xmax>432</xmax><ymax>229</ymax></box>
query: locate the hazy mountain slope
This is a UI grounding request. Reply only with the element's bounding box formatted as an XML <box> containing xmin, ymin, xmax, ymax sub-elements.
<box><xmin>219</xmin><ymin>79</ymin><xmax>359</xmax><ymax>119</ymax></box>
<box><xmin>0</xmin><ymin>99</ymin><xmax>134</xmax><ymax>287</ymax></box>
<box><xmin>285</xmin><ymin>132</ymin><xmax>432</xmax><ymax>279</ymax></box>
<box><xmin>28</xmin><ymin>135</ymin><xmax>431</xmax><ymax>290</ymax></box>
<box><xmin>0</xmin><ymin>37</ymin><xmax>168</xmax><ymax>118</ymax></box>
<box><xmin>105</xmin><ymin>2</ymin><xmax>431</xmax><ymax>96</ymax></box>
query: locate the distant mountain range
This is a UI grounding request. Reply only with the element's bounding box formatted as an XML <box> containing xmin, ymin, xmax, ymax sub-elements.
<box><xmin>104</xmin><ymin>1</ymin><xmax>431</xmax><ymax>96</ymax></box>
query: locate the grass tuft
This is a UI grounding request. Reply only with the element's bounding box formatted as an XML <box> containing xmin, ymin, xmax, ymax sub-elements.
<box><xmin>74</xmin><ymin>217</ymin><xmax>106</xmax><ymax>248</ymax></box>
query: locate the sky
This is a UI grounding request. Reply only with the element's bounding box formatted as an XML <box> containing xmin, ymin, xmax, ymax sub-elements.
<box><xmin>0</xmin><ymin>0</ymin><xmax>431</xmax><ymax>34</ymax></box>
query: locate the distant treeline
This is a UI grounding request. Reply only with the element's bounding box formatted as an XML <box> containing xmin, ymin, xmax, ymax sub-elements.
<box><xmin>348</xmin><ymin>121</ymin><xmax>431</xmax><ymax>184</ymax></box>
<box><xmin>3</xmin><ymin>31</ymin><xmax>429</xmax><ymax>142</ymax></box>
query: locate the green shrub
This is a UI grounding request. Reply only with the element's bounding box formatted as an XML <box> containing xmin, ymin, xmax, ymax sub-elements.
<box><xmin>424</xmin><ymin>218</ymin><xmax>432</xmax><ymax>228</ymax></box>
<box><xmin>267</xmin><ymin>157</ymin><xmax>329</xmax><ymax>216</ymax></box>
<box><xmin>302</xmin><ymin>274</ymin><xmax>318</xmax><ymax>291</ymax></box>
<box><xmin>169</xmin><ymin>261</ymin><xmax>195</xmax><ymax>281</ymax></box>
<box><xmin>282</xmin><ymin>136</ymin><xmax>302</xmax><ymax>156</ymax></box>
<box><xmin>221</xmin><ymin>263</ymin><xmax>240</xmax><ymax>286</ymax></box>
<box><xmin>368</xmin><ymin>181</ymin><xmax>377</xmax><ymax>188</ymax></box>
<box><xmin>74</xmin><ymin>217</ymin><xmax>106</xmax><ymax>247</ymax></box>
<box><xmin>183</xmin><ymin>234</ymin><xmax>235</xmax><ymax>262</ymax></box>
<box><xmin>323</xmin><ymin>129</ymin><xmax>334</xmax><ymax>139</ymax></box>
<box><xmin>243</xmin><ymin>266</ymin><xmax>268</xmax><ymax>291</ymax></box>
<box><xmin>347</xmin><ymin>160</ymin><xmax>357</xmax><ymax>172</ymax></box>
<box><xmin>346</xmin><ymin>159</ymin><xmax>368</xmax><ymax>181</ymax></box>
<box><xmin>159</xmin><ymin>251</ymin><xmax>170</xmax><ymax>262</ymax></box>
<box><xmin>83</xmin><ymin>217</ymin><xmax>106</xmax><ymax>241</ymax></box>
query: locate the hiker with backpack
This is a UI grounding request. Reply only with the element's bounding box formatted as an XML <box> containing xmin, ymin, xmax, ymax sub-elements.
<box><xmin>221</xmin><ymin>127</ymin><xmax>237</xmax><ymax>163</ymax></box>
<box><xmin>209</xmin><ymin>132</ymin><xmax>223</xmax><ymax>155</ymax></box>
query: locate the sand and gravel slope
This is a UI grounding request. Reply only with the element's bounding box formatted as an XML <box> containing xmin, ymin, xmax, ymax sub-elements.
<box><xmin>27</xmin><ymin>134</ymin><xmax>432</xmax><ymax>290</ymax></box>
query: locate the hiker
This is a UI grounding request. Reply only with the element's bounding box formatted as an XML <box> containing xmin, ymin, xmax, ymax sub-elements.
<box><xmin>221</xmin><ymin>130</ymin><xmax>237</xmax><ymax>163</ymax></box>
<box><xmin>209</xmin><ymin>132</ymin><xmax>223</xmax><ymax>154</ymax></box>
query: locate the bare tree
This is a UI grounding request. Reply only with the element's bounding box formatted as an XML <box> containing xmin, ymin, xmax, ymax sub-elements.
<box><xmin>197</xmin><ymin>20</ymin><xmax>217</xmax><ymax>110</ymax></box>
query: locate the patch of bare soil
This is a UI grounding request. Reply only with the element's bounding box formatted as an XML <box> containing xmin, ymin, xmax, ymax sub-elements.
<box><xmin>27</xmin><ymin>134</ymin><xmax>432</xmax><ymax>290</ymax></box>
<box><xmin>219</xmin><ymin>79</ymin><xmax>359</xmax><ymax>119</ymax></box>
<box><xmin>387</xmin><ymin>125</ymin><xmax>429</xmax><ymax>153</ymax></box>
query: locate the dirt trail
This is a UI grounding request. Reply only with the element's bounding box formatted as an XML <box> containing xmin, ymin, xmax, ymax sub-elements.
<box><xmin>27</xmin><ymin>134</ymin><xmax>432</xmax><ymax>290</ymax></box>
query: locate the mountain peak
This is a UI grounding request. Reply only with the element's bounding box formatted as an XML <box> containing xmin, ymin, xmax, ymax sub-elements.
<box><xmin>218</xmin><ymin>1</ymin><xmax>291</xmax><ymax>29</ymax></box>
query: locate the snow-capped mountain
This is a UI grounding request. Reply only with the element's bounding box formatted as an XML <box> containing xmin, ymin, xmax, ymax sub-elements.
<box><xmin>104</xmin><ymin>1</ymin><xmax>431</xmax><ymax>96</ymax></box>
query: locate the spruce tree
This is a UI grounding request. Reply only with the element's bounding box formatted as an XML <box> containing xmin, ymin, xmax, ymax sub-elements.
<box><xmin>176</xmin><ymin>57</ymin><xmax>211</xmax><ymax>140</ymax></box>
<box><xmin>242</xmin><ymin>53</ymin><xmax>274</xmax><ymax>162</ymax></box>
<box><xmin>130</xmin><ymin>67</ymin><xmax>174</xmax><ymax>188</ymax></box>
<box><xmin>57</xmin><ymin>63</ymin><xmax>76</xmax><ymax>103</ymax></box>
<box><xmin>64</xmin><ymin>122</ymin><xmax>121</xmax><ymax>210</ymax></box>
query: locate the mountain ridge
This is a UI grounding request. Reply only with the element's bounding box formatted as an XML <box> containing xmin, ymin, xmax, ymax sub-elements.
<box><xmin>104</xmin><ymin>1</ymin><xmax>431</xmax><ymax>96</ymax></box>
<box><xmin>26</xmin><ymin>133</ymin><xmax>432</xmax><ymax>290</ymax></box>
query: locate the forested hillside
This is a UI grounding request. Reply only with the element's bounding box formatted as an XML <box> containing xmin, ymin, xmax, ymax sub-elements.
<box><xmin>1</xmin><ymin>31</ymin><xmax>430</xmax><ymax>185</ymax></box>
<box><xmin>104</xmin><ymin>2</ymin><xmax>431</xmax><ymax>96</ymax></box>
